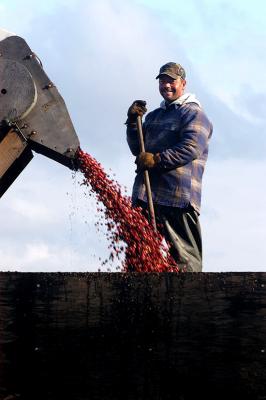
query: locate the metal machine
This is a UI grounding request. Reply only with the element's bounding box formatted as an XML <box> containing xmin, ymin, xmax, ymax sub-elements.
<box><xmin>0</xmin><ymin>29</ymin><xmax>80</xmax><ymax>197</ymax></box>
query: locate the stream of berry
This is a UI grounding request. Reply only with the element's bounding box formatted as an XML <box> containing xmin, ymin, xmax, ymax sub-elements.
<box><xmin>77</xmin><ymin>149</ymin><xmax>178</xmax><ymax>272</ymax></box>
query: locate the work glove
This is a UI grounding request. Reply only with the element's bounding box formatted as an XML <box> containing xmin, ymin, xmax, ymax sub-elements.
<box><xmin>135</xmin><ymin>152</ymin><xmax>161</xmax><ymax>172</ymax></box>
<box><xmin>125</xmin><ymin>100</ymin><xmax>147</xmax><ymax>125</ymax></box>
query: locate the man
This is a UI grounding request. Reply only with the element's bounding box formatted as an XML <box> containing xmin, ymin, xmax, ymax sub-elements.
<box><xmin>125</xmin><ymin>62</ymin><xmax>213</xmax><ymax>272</ymax></box>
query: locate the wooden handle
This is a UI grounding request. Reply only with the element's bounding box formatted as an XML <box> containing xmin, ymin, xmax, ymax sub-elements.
<box><xmin>136</xmin><ymin>116</ymin><xmax>157</xmax><ymax>231</ymax></box>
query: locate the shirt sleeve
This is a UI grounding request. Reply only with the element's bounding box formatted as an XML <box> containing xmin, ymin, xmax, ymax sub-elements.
<box><xmin>156</xmin><ymin>105</ymin><xmax>213</xmax><ymax>170</ymax></box>
<box><xmin>126</xmin><ymin>113</ymin><xmax>151</xmax><ymax>156</ymax></box>
<box><xmin>126</xmin><ymin>123</ymin><xmax>140</xmax><ymax>156</ymax></box>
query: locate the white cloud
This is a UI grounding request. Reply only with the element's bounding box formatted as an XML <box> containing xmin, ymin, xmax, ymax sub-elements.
<box><xmin>136</xmin><ymin>0</ymin><xmax>266</xmax><ymax>122</ymax></box>
<box><xmin>9</xmin><ymin>198</ymin><xmax>53</xmax><ymax>222</ymax></box>
<box><xmin>202</xmin><ymin>159</ymin><xmax>266</xmax><ymax>271</ymax></box>
<box><xmin>25</xmin><ymin>242</ymin><xmax>50</xmax><ymax>263</ymax></box>
<box><xmin>0</xmin><ymin>241</ymin><xmax>101</xmax><ymax>272</ymax></box>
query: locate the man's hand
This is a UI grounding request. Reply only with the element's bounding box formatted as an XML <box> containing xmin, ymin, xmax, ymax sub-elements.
<box><xmin>126</xmin><ymin>100</ymin><xmax>147</xmax><ymax>124</ymax></box>
<box><xmin>135</xmin><ymin>152</ymin><xmax>161</xmax><ymax>172</ymax></box>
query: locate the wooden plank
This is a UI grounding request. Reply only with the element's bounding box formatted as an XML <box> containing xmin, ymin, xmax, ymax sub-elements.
<box><xmin>0</xmin><ymin>130</ymin><xmax>26</xmax><ymax>177</ymax></box>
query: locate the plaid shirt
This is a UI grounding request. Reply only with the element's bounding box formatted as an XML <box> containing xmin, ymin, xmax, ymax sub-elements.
<box><xmin>127</xmin><ymin>93</ymin><xmax>213</xmax><ymax>214</ymax></box>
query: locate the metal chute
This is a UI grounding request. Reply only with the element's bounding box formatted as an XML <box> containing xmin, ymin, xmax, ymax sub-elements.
<box><xmin>0</xmin><ymin>29</ymin><xmax>80</xmax><ymax>197</ymax></box>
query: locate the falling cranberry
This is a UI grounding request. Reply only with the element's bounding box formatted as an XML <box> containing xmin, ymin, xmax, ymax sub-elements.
<box><xmin>77</xmin><ymin>149</ymin><xmax>178</xmax><ymax>272</ymax></box>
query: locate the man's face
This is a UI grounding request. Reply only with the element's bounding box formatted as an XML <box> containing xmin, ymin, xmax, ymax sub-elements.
<box><xmin>159</xmin><ymin>75</ymin><xmax>186</xmax><ymax>103</ymax></box>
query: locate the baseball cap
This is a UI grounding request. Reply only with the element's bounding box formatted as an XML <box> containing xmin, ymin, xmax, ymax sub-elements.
<box><xmin>156</xmin><ymin>62</ymin><xmax>186</xmax><ymax>80</ymax></box>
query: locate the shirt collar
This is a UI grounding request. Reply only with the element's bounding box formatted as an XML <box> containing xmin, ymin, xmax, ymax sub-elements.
<box><xmin>160</xmin><ymin>93</ymin><xmax>201</xmax><ymax>109</ymax></box>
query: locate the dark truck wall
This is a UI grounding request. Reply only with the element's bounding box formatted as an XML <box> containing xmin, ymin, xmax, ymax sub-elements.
<box><xmin>0</xmin><ymin>272</ymin><xmax>266</xmax><ymax>400</ymax></box>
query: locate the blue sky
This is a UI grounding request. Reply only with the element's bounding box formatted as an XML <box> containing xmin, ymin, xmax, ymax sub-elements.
<box><xmin>0</xmin><ymin>0</ymin><xmax>266</xmax><ymax>271</ymax></box>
